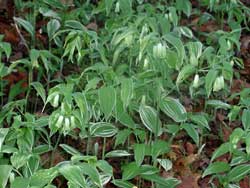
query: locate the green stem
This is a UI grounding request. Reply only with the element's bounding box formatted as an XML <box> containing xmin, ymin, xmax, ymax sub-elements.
<box><xmin>50</xmin><ymin>133</ymin><xmax>62</xmax><ymax>167</ymax></box>
<box><xmin>102</xmin><ymin>137</ymin><xmax>106</xmax><ymax>160</ymax></box>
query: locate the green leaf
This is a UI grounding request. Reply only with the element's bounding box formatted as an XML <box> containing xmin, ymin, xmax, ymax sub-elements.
<box><xmin>181</xmin><ymin>123</ymin><xmax>199</xmax><ymax>145</ymax></box>
<box><xmin>159</xmin><ymin>97</ymin><xmax>187</xmax><ymax>122</ymax></box>
<box><xmin>205</xmin><ymin>69</ymin><xmax>218</xmax><ymax>97</ymax></box>
<box><xmin>228</xmin><ymin>164</ymin><xmax>250</xmax><ymax>182</ymax></box>
<box><xmin>211</xmin><ymin>143</ymin><xmax>230</xmax><ymax>162</ymax></box>
<box><xmin>112</xmin><ymin>179</ymin><xmax>136</xmax><ymax>188</ymax></box>
<box><xmin>139</xmin><ymin>104</ymin><xmax>162</xmax><ymax>136</ymax></box>
<box><xmin>11</xmin><ymin>152</ymin><xmax>30</xmax><ymax>169</ymax></box>
<box><xmin>80</xmin><ymin>163</ymin><xmax>102</xmax><ymax>187</ymax></box>
<box><xmin>59</xmin><ymin>164</ymin><xmax>87</xmax><ymax>188</ymax></box>
<box><xmin>242</xmin><ymin>109</ymin><xmax>250</xmax><ymax>130</ymax></box>
<box><xmin>0</xmin><ymin>165</ymin><xmax>12</xmax><ymax>188</ymax></box>
<box><xmin>105</xmin><ymin>0</ymin><xmax>115</xmax><ymax>15</ymax></box>
<box><xmin>89</xmin><ymin>122</ymin><xmax>118</xmax><ymax>138</ymax></box>
<box><xmin>115</xmin><ymin>129</ymin><xmax>132</xmax><ymax>147</ymax></box>
<box><xmin>10</xmin><ymin>177</ymin><xmax>30</xmax><ymax>188</ymax></box>
<box><xmin>0</xmin><ymin>128</ymin><xmax>9</xmax><ymax>151</ymax></box>
<box><xmin>163</xmin><ymin>34</ymin><xmax>185</xmax><ymax>70</ymax></box>
<box><xmin>0</xmin><ymin>42</ymin><xmax>11</xmax><ymax>59</ymax></box>
<box><xmin>176</xmin><ymin>64</ymin><xmax>196</xmax><ymax>85</ymax></box>
<box><xmin>47</xmin><ymin>19</ymin><xmax>60</xmax><ymax>40</ymax></box>
<box><xmin>60</xmin><ymin>144</ymin><xmax>81</xmax><ymax>156</ymax></box>
<box><xmin>99</xmin><ymin>86</ymin><xmax>116</xmax><ymax>120</ymax></box>
<box><xmin>141</xmin><ymin>174</ymin><xmax>180</xmax><ymax>187</ymax></box>
<box><xmin>134</xmin><ymin>143</ymin><xmax>145</xmax><ymax>166</ymax></box>
<box><xmin>120</xmin><ymin>78</ymin><xmax>133</xmax><ymax>109</ymax></box>
<box><xmin>189</xmin><ymin>114</ymin><xmax>210</xmax><ymax>130</ymax></box>
<box><xmin>105</xmin><ymin>150</ymin><xmax>131</xmax><ymax>158</ymax></box>
<box><xmin>14</xmin><ymin>17</ymin><xmax>34</xmax><ymax>38</ymax></box>
<box><xmin>202</xmin><ymin>162</ymin><xmax>230</xmax><ymax>178</ymax></box>
<box><xmin>122</xmin><ymin>162</ymin><xmax>141</xmax><ymax>180</ymax></box>
<box><xmin>206</xmin><ymin>100</ymin><xmax>231</xmax><ymax>109</ymax></box>
<box><xmin>73</xmin><ymin>92</ymin><xmax>90</xmax><ymax>123</ymax></box>
<box><xmin>115</xmin><ymin>98</ymin><xmax>136</xmax><ymax>129</ymax></box>
<box><xmin>157</xmin><ymin>159</ymin><xmax>172</xmax><ymax>172</ymax></box>
<box><xmin>31</xmin><ymin>82</ymin><xmax>46</xmax><ymax>104</ymax></box>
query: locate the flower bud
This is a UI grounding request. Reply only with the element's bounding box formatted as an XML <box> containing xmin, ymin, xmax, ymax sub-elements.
<box><xmin>230</xmin><ymin>60</ymin><xmax>234</xmax><ymax>66</ymax></box>
<box><xmin>124</xmin><ymin>34</ymin><xmax>133</xmax><ymax>46</ymax></box>
<box><xmin>143</xmin><ymin>58</ymin><xmax>149</xmax><ymax>69</ymax></box>
<box><xmin>56</xmin><ymin>115</ymin><xmax>64</xmax><ymax>128</ymax></box>
<box><xmin>64</xmin><ymin>117</ymin><xmax>70</xmax><ymax>131</ymax></box>
<box><xmin>153</xmin><ymin>43</ymin><xmax>166</xmax><ymax>59</ymax></box>
<box><xmin>70</xmin><ymin>116</ymin><xmax>76</xmax><ymax>128</ymax></box>
<box><xmin>213</xmin><ymin>76</ymin><xmax>224</xmax><ymax>92</ymax></box>
<box><xmin>193</xmin><ymin>74</ymin><xmax>199</xmax><ymax>88</ymax></box>
<box><xmin>227</xmin><ymin>40</ymin><xmax>232</xmax><ymax>50</ymax></box>
<box><xmin>115</xmin><ymin>2</ymin><xmax>120</xmax><ymax>13</ymax></box>
<box><xmin>52</xmin><ymin>94</ymin><xmax>59</xmax><ymax>108</ymax></box>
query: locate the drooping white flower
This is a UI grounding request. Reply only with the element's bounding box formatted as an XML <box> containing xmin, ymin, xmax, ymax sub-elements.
<box><xmin>193</xmin><ymin>74</ymin><xmax>199</xmax><ymax>88</ymax></box>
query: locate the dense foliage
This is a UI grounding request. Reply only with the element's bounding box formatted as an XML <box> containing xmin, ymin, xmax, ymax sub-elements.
<box><xmin>1</xmin><ymin>0</ymin><xmax>250</xmax><ymax>187</ymax></box>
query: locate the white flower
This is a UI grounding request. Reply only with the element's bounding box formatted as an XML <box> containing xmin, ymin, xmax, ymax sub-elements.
<box><xmin>52</xmin><ymin>94</ymin><xmax>59</xmax><ymax>107</ymax></box>
<box><xmin>193</xmin><ymin>74</ymin><xmax>199</xmax><ymax>88</ymax></box>
<box><xmin>213</xmin><ymin>76</ymin><xmax>224</xmax><ymax>92</ymax></box>
<box><xmin>115</xmin><ymin>2</ymin><xmax>120</xmax><ymax>13</ymax></box>
<box><xmin>143</xmin><ymin>58</ymin><xmax>149</xmax><ymax>69</ymax></box>
<box><xmin>153</xmin><ymin>43</ymin><xmax>166</xmax><ymax>59</ymax></box>
<box><xmin>56</xmin><ymin>115</ymin><xmax>64</xmax><ymax>128</ymax></box>
<box><xmin>64</xmin><ymin>117</ymin><xmax>70</xmax><ymax>131</ymax></box>
<box><xmin>70</xmin><ymin>116</ymin><xmax>76</xmax><ymax>128</ymax></box>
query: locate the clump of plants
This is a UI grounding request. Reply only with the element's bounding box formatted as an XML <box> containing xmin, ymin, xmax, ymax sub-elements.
<box><xmin>0</xmin><ymin>0</ymin><xmax>250</xmax><ymax>188</ymax></box>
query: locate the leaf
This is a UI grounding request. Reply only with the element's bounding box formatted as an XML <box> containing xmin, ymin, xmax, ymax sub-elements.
<box><xmin>205</xmin><ymin>69</ymin><xmax>218</xmax><ymax>97</ymax></box>
<box><xmin>99</xmin><ymin>86</ymin><xmax>116</xmax><ymax>119</ymax></box>
<box><xmin>11</xmin><ymin>152</ymin><xmax>30</xmax><ymax>169</ymax></box>
<box><xmin>112</xmin><ymin>179</ymin><xmax>136</xmax><ymax>188</ymax></box>
<box><xmin>73</xmin><ymin>92</ymin><xmax>90</xmax><ymax>123</ymax></box>
<box><xmin>59</xmin><ymin>164</ymin><xmax>87</xmax><ymax>188</ymax></box>
<box><xmin>164</xmin><ymin>33</ymin><xmax>185</xmax><ymax>70</ymax></box>
<box><xmin>134</xmin><ymin>143</ymin><xmax>145</xmax><ymax>166</ymax></box>
<box><xmin>80</xmin><ymin>163</ymin><xmax>102</xmax><ymax>187</ymax></box>
<box><xmin>11</xmin><ymin>177</ymin><xmax>30</xmax><ymax>188</ymax></box>
<box><xmin>89</xmin><ymin>122</ymin><xmax>118</xmax><ymax>137</ymax></box>
<box><xmin>206</xmin><ymin>100</ymin><xmax>231</xmax><ymax>109</ymax></box>
<box><xmin>31</xmin><ymin>82</ymin><xmax>46</xmax><ymax>104</ymax></box>
<box><xmin>105</xmin><ymin>150</ymin><xmax>131</xmax><ymax>158</ymax></box>
<box><xmin>120</xmin><ymin>78</ymin><xmax>133</xmax><ymax>109</ymax></box>
<box><xmin>0</xmin><ymin>165</ymin><xmax>12</xmax><ymax>188</ymax></box>
<box><xmin>242</xmin><ymin>109</ymin><xmax>250</xmax><ymax>130</ymax></box>
<box><xmin>60</xmin><ymin>144</ymin><xmax>81</xmax><ymax>156</ymax></box>
<box><xmin>228</xmin><ymin>164</ymin><xmax>250</xmax><ymax>182</ymax></box>
<box><xmin>181</xmin><ymin>123</ymin><xmax>199</xmax><ymax>145</ymax></box>
<box><xmin>122</xmin><ymin>162</ymin><xmax>141</xmax><ymax>180</ymax></box>
<box><xmin>14</xmin><ymin>17</ymin><xmax>34</xmax><ymax>38</ymax></box>
<box><xmin>189</xmin><ymin>114</ymin><xmax>210</xmax><ymax>130</ymax></box>
<box><xmin>202</xmin><ymin>162</ymin><xmax>230</xmax><ymax>178</ymax></box>
<box><xmin>115</xmin><ymin>129</ymin><xmax>132</xmax><ymax>147</ymax></box>
<box><xmin>115</xmin><ymin>98</ymin><xmax>136</xmax><ymax>129</ymax></box>
<box><xmin>176</xmin><ymin>64</ymin><xmax>196</xmax><ymax>85</ymax></box>
<box><xmin>141</xmin><ymin>174</ymin><xmax>180</xmax><ymax>187</ymax></box>
<box><xmin>211</xmin><ymin>143</ymin><xmax>230</xmax><ymax>161</ymax></box>
<box><xmin>0</xmin><ymin>128</ymin><xmax>9</xmax><ymax>151</ymax></box>
<box><xmin>47</xmin><ymin>19</ymin><xmax>61</xmax><ymax>40</ymax></box>
<box><xmin>105</xmin><ymin>0</ymin><xmax>115</xmax><ymax>15</ymax></box>
<box><xmin>139</xmin><ymin>104</ymin><xmax>162</xmax><ymax>136</ymax></box>
<box><xmin>157</xmin><ymin>159</ymin><xmax>172</xmax><ymax>172</ymax></box>
<box><xmin>159</xmin><ymin>97</ymin><xmax>187</xmax><ymax>122</ymax></box>
<box><xmin>97</xmin><ymin>160</ymin><xmax>113</xmax><ymax>176</ymax></box>
<box><xmin>0</xmin><ymin>42</ymin><xmax>11</xmax><ymax>59</ymax></box>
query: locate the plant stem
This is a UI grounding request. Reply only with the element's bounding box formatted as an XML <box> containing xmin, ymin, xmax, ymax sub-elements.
<box><xmin>102</xmin><ymin>137</ymin><xmax>106</xmax><ymax>160</ymax></box>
